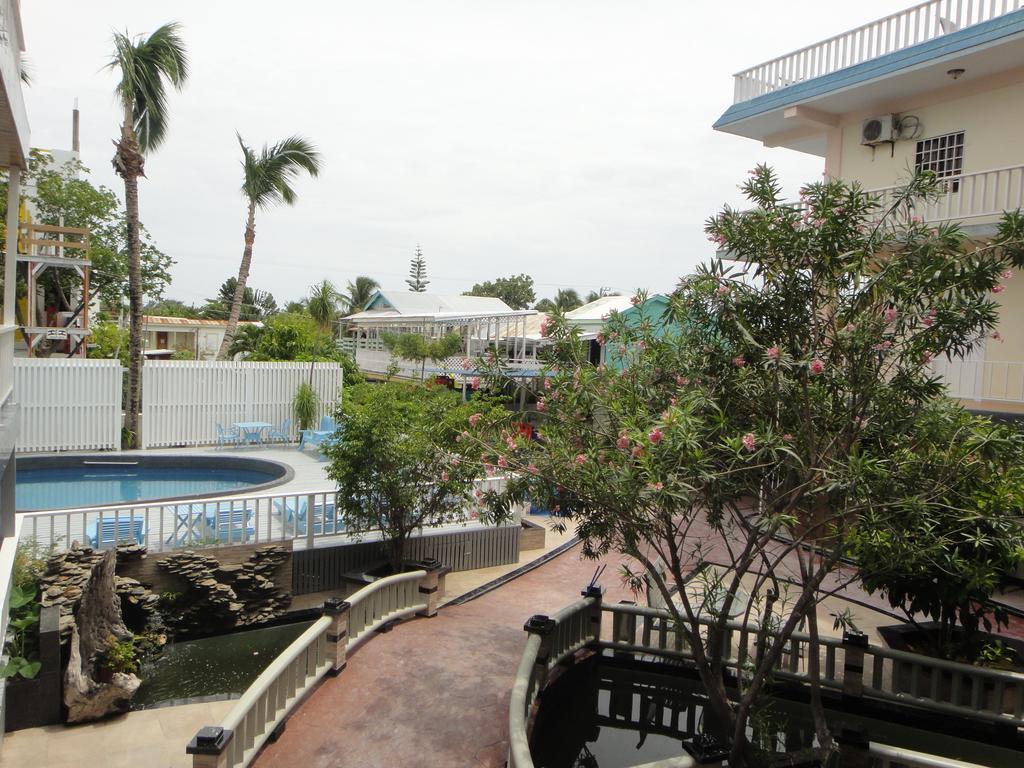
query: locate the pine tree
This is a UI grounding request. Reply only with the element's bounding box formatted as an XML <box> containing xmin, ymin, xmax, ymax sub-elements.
<box><xmin>406</xmin><ymin>244</ymin><xmax>429</xmax><ymax>292</ymax></box>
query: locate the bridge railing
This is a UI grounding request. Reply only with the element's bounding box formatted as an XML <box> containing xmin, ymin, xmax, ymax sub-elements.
<box><xmin>187</xmin><ymin>564</ymin><xmax>442</xmax><ymax>768</ymax></box>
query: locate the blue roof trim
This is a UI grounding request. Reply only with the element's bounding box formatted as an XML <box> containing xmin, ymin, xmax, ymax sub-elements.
<box><xmin>714</xmin><ymin>9</ymin><xmax>1024</xmax><ymax>129</ymax></box>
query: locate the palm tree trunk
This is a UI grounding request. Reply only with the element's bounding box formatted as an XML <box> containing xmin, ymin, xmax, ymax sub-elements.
<box><xmin>113</xmin><ymin>104</ymin><xmax>145</xmax><ymax>449</ymax></box>
<box><xmin>218</xmin><ymin>201</ymin><xmax>257</xmax><ymax>359</ymax></box>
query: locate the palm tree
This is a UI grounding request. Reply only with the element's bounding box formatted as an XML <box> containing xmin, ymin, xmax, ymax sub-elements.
<box><xmin>307</xmin><ymin>279</ymin><xmax>340</xmax><ymax>335</ymax></box>
<box><xmin>108</xmin><ymin>22</ymin><xmax>189</xmax><ymax>447</ymax></box>
<box><xmin>344</xmin><ymin>275</ymin><xmax>379</xmax><ymax>315</ymax></box>
<box><xmin>217</xmin><ymin>134</ymin><xmax>322</xmax><ymax>358</ymax></box>
<box><xmin>554</xmin><ymin>289</ymin><xmax>582</xmax><ymax>312</ymax></box>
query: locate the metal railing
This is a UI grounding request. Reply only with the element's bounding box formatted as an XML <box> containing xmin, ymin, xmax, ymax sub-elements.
<box><xmin>509</xmin><ymin>595</ymin><xmax>1018</xmax><ymax>768</ymax></box>
<box><xmin>16</xmin><ymin>476</ymin><xmax>512</xmax><ymax>554</ymax></box>
<box><xmin>196</xmin><ymin>569</ymin><xmax>430</xmax><ymax>768</ymax></box>
<box><xmin>732</xmin><ymin>0</ymin><xmax>1024</xmax><ymax>102</ymax></box>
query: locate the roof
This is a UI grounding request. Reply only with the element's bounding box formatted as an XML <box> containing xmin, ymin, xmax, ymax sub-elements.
<box><xmin>715</xmin><ymin>9</ymin><xmax>1024</xmax><ymax>145</ymax></box>
<box><xmin>142</xmin><ymin>315</ymin><xmax>261</xmax><ymax>328</ymax></box>
<box><xmin>564</xmin><ymin>295</ymin><xmax>634</xmax><ymax>322</ymax></box>
<box><xmin>347</xmin><ymin>290</ymin><xmax>519</xmax><ymax>322</ymax></box>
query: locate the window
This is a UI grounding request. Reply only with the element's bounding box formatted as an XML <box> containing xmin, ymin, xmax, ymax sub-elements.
<box><xmin>915</xmin><ymin>131</ymin><xmax>964</xmax><ymax>192</ymax></box>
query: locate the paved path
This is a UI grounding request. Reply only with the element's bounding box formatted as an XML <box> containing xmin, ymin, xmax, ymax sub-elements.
<box><xmin>256</xmin><ymin>542</ymin><xmax>635</xmax><ymax>768</ymax></box>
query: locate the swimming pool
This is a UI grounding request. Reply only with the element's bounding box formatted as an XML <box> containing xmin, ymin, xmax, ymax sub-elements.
<box><xmin>16</xmin><ymin>455</ymin><xmax>292</xmax><ymax>511</ymax></box>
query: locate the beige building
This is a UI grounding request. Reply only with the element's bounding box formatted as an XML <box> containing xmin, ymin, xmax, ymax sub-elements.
<box><xmin>715</xmin><ymin>1</ymin><xmax>1024</xmax><ymax>413</ymax></box>
<box><xmin>141</xmin><ymin>315</ymin><xmax>261</xmax><ymax>360</ymax></box>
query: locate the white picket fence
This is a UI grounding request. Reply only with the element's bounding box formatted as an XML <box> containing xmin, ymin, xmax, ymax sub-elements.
<box><xmin>141</xmin><ymin>361</ymin><xmax>343</xmax><ymax>448</ymax></box>
<box><xmin>10</xmin><ymin>359</ymin><xmax>343</xmax><ymax>453</ymax></box>
<box><xmin>14</xmin><ymin>358</ymin><xmax>123</xmax><ymax>452</ymax></box>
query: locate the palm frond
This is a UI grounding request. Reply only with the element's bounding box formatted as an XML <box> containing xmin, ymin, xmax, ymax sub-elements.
<box><xmin>239</xmin><ymin>134</ymin><xmax>323</xmax><ymax>209</ymax></box>
<box><xmin>107</xmin><ymin>22</ymin><xmax>189</xmax><ymax>152</ymax></box>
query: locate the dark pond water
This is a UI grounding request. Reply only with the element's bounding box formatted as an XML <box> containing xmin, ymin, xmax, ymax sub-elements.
<box><xmin>133</xmin><ymin>620</ymin><xmax>313</xmax><ymax>710</ymax></box>
<box><xmin>530</xmin><ymin>656</ymin><xmax>1024</xmax><ymax>768</ymax></box>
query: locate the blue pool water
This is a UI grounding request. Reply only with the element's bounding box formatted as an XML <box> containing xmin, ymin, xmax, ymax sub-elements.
<box><xmin>17</xmin><ymin>464</ymin><xmax>279</xmax><ymax>511</ymax></box>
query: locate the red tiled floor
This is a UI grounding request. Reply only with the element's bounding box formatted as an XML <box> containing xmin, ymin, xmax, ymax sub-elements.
<box><xmin>255</xmin><ymin>543</ymin><xmax>635</xmax><ymax>768</ymax></box>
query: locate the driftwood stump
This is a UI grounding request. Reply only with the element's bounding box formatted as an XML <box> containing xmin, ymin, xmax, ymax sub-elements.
<box><xmin>63</xmin><ymin>549</ymin><xmax>141</xmax><ymax>722</ymax></box>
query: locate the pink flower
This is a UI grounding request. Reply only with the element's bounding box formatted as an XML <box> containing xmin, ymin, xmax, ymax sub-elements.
<box><xmin>647</xmin><ymin>482</ymin><xmax>664</xmax><ymax>491</ymax></box>
<box><xmin>922</xmin><ymin>317</ymin><xmax>934</xmax><ymax>327</ymax></box>
<box><xmin>468</xmin><ymin>413</ymin><xmax>482</xmax><ymax>427</ymax></box>
<box><xmin>618</xmin><ymin>345</ymin><xmax>627</xmax><ymax>355</ymax></box>
<box><xmin>471</xmin><ymin>377</ymin><xmax>480</xmax><ymax>388</ymax></box>
<box><xmin>648</xmin><ymin>428</ymin><xmax>664</xmax><ymax>444</ymax></box>
<box><xmin>475</xmin><ymin>489</ymin><xmax>483</xmax><ymax>499</ymax></box>
<box><xmin>596</xmin><ymin>333</ymin><xmax>606</xmax><ymax>345</ymax></box>
<box><xmin>872</xmin><ymin>340</ymin><xmax>893</xmax><ymax>351</ymax></box>
<box><xmin>441</xmin><ymin>470</ymin><xmax>450</xmax><ymax>481</ymax></box>
<box><xmin>574</xmin><ymin>454</ymin><xmax>587</xmax><ymax>466</ymax></box>
<box><xmin>742</xmin><ymin>433</ymin><xmax>756</xmax><ymax>451</ymax></box>
<box><xmin>809</xmin><ymin>359</ymin><xmax>825</xmax><ymax>376</ymax></box>
<box><xmin>638</xmin><ymin>341</ymin><xmax>647</xmax><ymax>350</ymax></box>
<box><xmin>1001</xmin><ymin>270</ymin><xmax>1013</xmax><ymax>280</ymax></box>
<box><xmin>717</xmin><ymin>283</ymin><xmax>729</xmax><ymax>295</ymax></box>
<box><xmin>506</xmin><ymin>437</ymin><xmax>517</xmax><ymax>450</ymax></box>
<box><xmin>911</xmin><ymin>215</ymin><xmax>923</xmax><ymax>224</ymax></box>
<box><xmin>616</xmin><ymin>433</ymin><xmax>630</xmax><ymax>450</ymax></box>
<box><xmin>461</xmin><ymin>358</ymin><xmax>472</xmax><ymax>370</ymax></box>
<box><xmin>922</xmin><ymin>351</ymin><xmax>934</xmax><ymax>364</ymax></box>
<box><xmin>452</xmin><ymin>457</ymin><xmax>460</xmax><ymax>466</ymax></box>
<box><xmin>766</xmin><ymin>346</ymin><xmax>780</xmax><ymax>361</ymax></box>
<box><xmin>497</xmin><ymin>457</ymin><xmax>508</xmax><ymax>469</ymax></box>
<box><xmin>536</xmin><ymin>399</ymin><xmax>546</xmax><ymax>412</ymax></box>
<box><xmin>484</xmin><ymin>463</ymin><xmax>495</xmax><ymax>475</ymax></box>
<box><xmin>733</xmin><ymin>356</ymin><xmax>746</xmax><ymax>368</ymax></box>
<box><xmin>992</xmin><ymin>330</ymin><xmax>1004</xmax><ymax>342</ymax></box>
<box><xmin>540</xmin><ymin>319</ymin><xmax>550</xmax><ymax>337</ymax></box>
<box><xmin>543</xmin><ymin>377</ymin><xmax>552</xmax><ymax>390</ymax></box>
<box><xmin>929</xmin><ymin>308</ymin><xmax>939</xmax><ymax>317</ymax></box>
<box><xmin>669</xmin><ymin>397</ymin><xmax>677</xmax><ymax>406</ymax></box>
<box><xmin>884</xmin><ymin>307</ymin><xmax>898</xmax><ymax>323</ymax></box>
<box><xmin>676</xmin><ymin>375</ymin><xmax>689</xmax><ymax>386</ymax></box>
<box><xmin>993</xmin><ymin>285</ymin><xmax>1006</xmax><ymax>294</ymax></box>
<box><xmin>527</xmin><ymin>463</ymin><xmax>539</xmax><ymax>475</ymax></box>
<box><xmin>844</xmin><ymin>323</ymin><xmax>856</xmax><ymax>333</ymax></box>
<box><xmin>782</xmin><ymin>433</ymin><xmax>793</xmax><ymax>442</ymax></box>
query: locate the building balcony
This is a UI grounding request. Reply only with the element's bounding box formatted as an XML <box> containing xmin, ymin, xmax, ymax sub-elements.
<box><xmin>0</xmin><ymin>0</ymin><xmax>28</xmax><ymax>167</ymax></box>
<box><xmin>732</xmin><ymin>0</ymin><xmax>1024</xmax><ymax>104</ymax></box>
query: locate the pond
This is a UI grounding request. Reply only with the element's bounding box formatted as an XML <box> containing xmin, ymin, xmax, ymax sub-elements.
<box><xmin>530</xmin><ymin>656</ymin><xmax>1024</xmax><ymax>768</ymax></box>
<box><xmin>133</xmin><ymin>620</ymin><xmax>313</xmax><ymax>710</ymax></box>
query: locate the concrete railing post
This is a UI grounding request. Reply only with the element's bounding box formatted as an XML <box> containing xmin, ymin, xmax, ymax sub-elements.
<box><xmin>842</xmin><ymin>630</ymin><xmax>869</xmax><ymax>700</ymax></box>
<box><xmin>524</xmin><ymin>614</ymin><xmax>557</xmax><ymax>696</ymax></box>
<box><xmin>581</xmin><ymin>583</ymin><xmax>604</xmax><ymax>642</ymax></box>
<box><xmin>415</xmin><ymin>558</ymin><xmax>446</xmax><ymax>618</ymax></box>
<box><xmin>186</xmin><ymin>725</ymin><xmax>234</xmax><ymax>768</ymax></box>
<box><xmin>323</xmin><ymin>597</ymin><xmax>351</xmax><ymax>676</ymax></box>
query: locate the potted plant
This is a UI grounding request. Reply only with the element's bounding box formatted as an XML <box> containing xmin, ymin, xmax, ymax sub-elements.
<box><xmin>293</xmin><ymin>382</ymin><xmax>319</xmax><ymax>431</ymax></box>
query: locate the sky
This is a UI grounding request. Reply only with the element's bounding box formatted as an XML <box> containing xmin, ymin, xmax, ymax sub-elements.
<box><xmin>22</xmin><ymin>0</ymin><xmax>901</xmax><ymax>307</ymax></box>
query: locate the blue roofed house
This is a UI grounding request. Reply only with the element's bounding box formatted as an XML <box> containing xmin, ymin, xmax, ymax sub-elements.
<box><xmin>562</xmin><ymin>294</ymin><xmax>675</xmax><ymax>370</ymax></box>
<box><xmin>714</xmin><ymin>0</ymin><xmax>1024</xmax><ymax>416</ymax></box>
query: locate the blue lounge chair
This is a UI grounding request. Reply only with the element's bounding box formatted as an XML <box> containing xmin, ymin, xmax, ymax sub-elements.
<box><xmin>170</xmin><ymin>502</ymin><xmax>255</xmax><ymax>545</ymax></box>
<box><xmin>86</xmin><ymin>514</ymin><xmax>147</xmax><ymax>549</ymax></box>
<box><xmin>216</xmin><ymin>423</ymin><xmax>242</xmax><ymax>448</ymax></box>
<box><xmin>267</xmin><ymin>418</ymin><xmax>292</xmax><ymax>443</ymax></box>
<box><xmin>273</xmin><ymin>498</ymin><xmax>342</xmax><ymax>536</ymax></box>
<box><xmin>298</xmin><ymin>416</ymin><xmax>338</xmax><ymax>451</ymax></box>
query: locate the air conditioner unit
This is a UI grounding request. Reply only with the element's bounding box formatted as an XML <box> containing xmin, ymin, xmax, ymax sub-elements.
<box><xmin>861</xmin><ymin>115</ymin><xmax>896</xmax><ymax>146</ymax></box>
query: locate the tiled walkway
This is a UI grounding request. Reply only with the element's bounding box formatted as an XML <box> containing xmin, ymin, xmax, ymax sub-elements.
<box><xmin>256</xmin><ymin>541</ymin><xmax>635</xmax><ymax>768</ymax></box>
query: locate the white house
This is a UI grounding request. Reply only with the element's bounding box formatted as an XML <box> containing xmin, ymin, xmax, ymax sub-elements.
<box><xmin>142</xmin><ymin>315</ymin><xmax>262</xmax><ymax>360</ymax></box>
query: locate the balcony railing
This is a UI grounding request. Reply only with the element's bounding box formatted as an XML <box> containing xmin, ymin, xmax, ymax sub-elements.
<box><xmin>870</xmin><ymin>164</ymin><xmax>1024</xmax><ymax>224</ymax></box>
<box><xmin>733</xmin><ymin>0</ymin><xmax>1024</xmax><ymax>103</ymax></box>
<box><xmin>929</xmin><ymin>357</ymin><xmax>1024</xmax><ymax>403</ymax></box>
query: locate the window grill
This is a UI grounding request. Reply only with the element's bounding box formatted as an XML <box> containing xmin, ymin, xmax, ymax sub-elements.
<box><xmin>915</xmin><ymin>131</ymin><xmax>964</xmax><ymax>192</ymax></box>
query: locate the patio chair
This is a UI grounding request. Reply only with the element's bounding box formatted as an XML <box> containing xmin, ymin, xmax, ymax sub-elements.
<box><xmin>169</xmin><ymin>502</ymin><xmax>254</xmax><ymax>545</ymax></box>
<box><xmin>273</xmin><ymin>497</ymin><xmax>342</xmax><ymax>537</ymax></box>
<box><xmin>86</xmin><ymin>514</ymin><xmax>147</xmax><ymax>549</ymax></box>
<box><xmin>216</xmin><ymin>423</ymin><xmax>242</xmax><ymax>448</ymax></box>
<box><xmin>298</xmin><ymin>416</ymin><xmax>338</xmax><ymax>451</ymax></box>
<box><xmin>267</xmin><ymin>418</ymin><xmax>292</xmax><ymax>443</ymax></box>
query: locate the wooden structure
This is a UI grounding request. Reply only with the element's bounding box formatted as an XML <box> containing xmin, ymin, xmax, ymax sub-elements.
<box><xmin>16</xmin><ymin>221</ymin><xmax>92</xmax><ymax>357</ymax></box>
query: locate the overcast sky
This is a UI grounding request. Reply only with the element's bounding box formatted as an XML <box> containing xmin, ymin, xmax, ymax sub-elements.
<box><xmin>22</xmin><ymin>0</ymin><xmax>899</xmax><ymax>307</ymax></box>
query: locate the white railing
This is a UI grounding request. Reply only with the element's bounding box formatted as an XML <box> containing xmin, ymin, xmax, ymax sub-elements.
<box><xmin>870</xmin><ymin>164</ymin><xmax>1024</xmax><ymax>225</ymax></box>
<box><xmin>732</xmin><ymin>0</ymin><xmax>1024</xmax><ymax>102</ymax></box>
<box><xmin>141</xmin><ymin>360</ymin><xmax>343</xmax><ymax>449</ymax></box>
<box><xmin>14</xmin><ymin>358</ymin><xmax>123</xmax><ymax>452</ymax></box>
<box><xmin>209</xmin><ymin>569</ymin><xmax>429</xmax><ymax>768</ymax></box>
<box><xmin>930</xmin><ymin>357</ymin><xmax>1024</xmax><ymax>403</ymax></box>
<box><xmin>0</xmin><ymin>324</ymin><xmax>14</xmax><ymax>408</ymax></box>
<box><xmin>510</xmin><ymin>597</ymin><xmax>1021</xmax><ymax>768</ymax></box>
<box><xmin>868</xmin><ymin>743</ymin><xmax>991</xmax><ymax>768</ymax></box>
<box><xmin>16</xmin><ymin>476</ymin><xmax>512</xmax><ymax>554</ymax></box>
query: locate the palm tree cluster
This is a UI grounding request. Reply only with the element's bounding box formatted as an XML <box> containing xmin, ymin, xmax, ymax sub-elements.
<box><xmin>106</xmin><ymin>22</ymin><xmax>324</xmax><ymax>446</ymax></box>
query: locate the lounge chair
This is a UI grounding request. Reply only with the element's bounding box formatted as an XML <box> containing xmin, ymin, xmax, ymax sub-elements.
<box><xmin>298</xmin><ymin>416</ymin><xmax>338</xmax><ymax>451</ymax></box>
<box><xmin>170</xmin><ymin>502</ymin><xmax>255</xmax><ymax>545</ymax></box>
<box><xmin>273</xmin><ymin>497</ymin><xmax>342</xmax><ymax>536</ymax></box>
<box><xmin>86</xmin><ymin>514</ymin><xmax>147</xmax><ymax>549</ymax></box>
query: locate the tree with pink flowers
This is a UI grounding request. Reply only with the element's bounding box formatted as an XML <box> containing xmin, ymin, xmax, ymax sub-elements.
<box><xmin>472</xmin><ymin>167</ymin><xmax>1024</xmax><ymax>766</ymax></box>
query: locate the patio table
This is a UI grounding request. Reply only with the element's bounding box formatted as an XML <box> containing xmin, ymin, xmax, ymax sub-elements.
<box><xmin>234</xmin><ymin>421</ymin><xmax>273</xmax><ymax>446</ymax></box>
